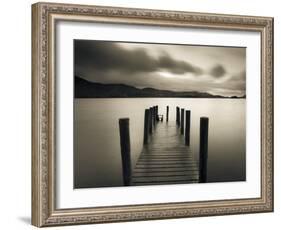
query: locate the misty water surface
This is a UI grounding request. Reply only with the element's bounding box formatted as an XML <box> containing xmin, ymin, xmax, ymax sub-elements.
<box><xmin>74</xmin><ymin>98</ymin><xmax>246</xmax><ymax>188</ymax></box>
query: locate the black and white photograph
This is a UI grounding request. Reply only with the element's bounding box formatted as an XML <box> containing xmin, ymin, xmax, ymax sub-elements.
<box><xmin>29</xmin><ymin>1</ymin><xmax>274</xmax><ymax>227</ymax></box>
<box><xmin>74</xmin><ymin>40</ymin><xmax>246</xmax><ymax>188</ymax></box>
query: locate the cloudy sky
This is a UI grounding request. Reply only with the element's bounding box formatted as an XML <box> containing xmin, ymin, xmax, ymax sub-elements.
<box><xmin>74</xmin><ymin>40</ymin><xmax>246</xmax><ymax>97</ymax></box>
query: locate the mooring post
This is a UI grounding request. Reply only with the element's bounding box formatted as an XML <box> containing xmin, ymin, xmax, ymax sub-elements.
<box><xmin>199</xmin><ymin>117</ymin><xmax>209</xmax><ymax>183</ymax></box>
<box><xmin>176</xmin><ymin>107</ymin><xmax>180</xmax><ymax>126</ymax></box>
<box><xmin>154</xmin><ymin>105</ymin><xmax>157</xmax><ymax>124</ymax></box>
<box><xmin>166</xmin><ymin>106</ymin><xmax>169</xmax><ymax>122</ymax></box>
<box><xmin>143</xmin><ymin>109</ymin><xmax>150</xmax><ymax>144</ymax></box>
<box><xmin>185</xmin><ymin>110</ymin><xmax>191</xmax><ymax>146</ymax></box>
<box><xmin>151</xmin><ymin>106</ymin><xmax>154</xmax><ymax>125</ymax></box>
<box><xmin>176</xmin><ymin>107</ymin><xmax>178</xmax><ymax>124</ymax></box>
<box><xmin>180</xmin><ymin>108</ymin><xmax>185</xmax><ymax>134</ymax></box>
<box><xmin>149</xmin><ymin>107</ymin><xmax>153</xmax><ymax>133</ymax></box>
<box><xmin>156</xmin><ymin>105</ymin><xmax>158</xmax><ymax>121</ymax></box>
<box><xmin>153</xmin><ymin>106</ymin><xmax>156</xmax><ymax>124</ymax></box>
<box><xmin>119</xmin><ymin>118</ymin><xmax>132</xmax><ymax>186</ymax></box>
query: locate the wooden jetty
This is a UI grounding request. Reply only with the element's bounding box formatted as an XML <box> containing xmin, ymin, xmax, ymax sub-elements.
<box><xmin>119</xmin><ymin>106</ymin><xmax>209</xmax><ymax>186</ymax></box>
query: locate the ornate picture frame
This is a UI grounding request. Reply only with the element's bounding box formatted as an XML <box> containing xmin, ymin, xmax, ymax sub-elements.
<box><xmin>32</xmin><ymin>2</ymin><xmax>273</xmax><ymax>227</ymax></box>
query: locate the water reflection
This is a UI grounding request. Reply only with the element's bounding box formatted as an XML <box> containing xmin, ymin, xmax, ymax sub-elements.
<box><xmin>74</xmin><ymin>98</ymin><xmax>246</xmax><ymax>188</ymax></box>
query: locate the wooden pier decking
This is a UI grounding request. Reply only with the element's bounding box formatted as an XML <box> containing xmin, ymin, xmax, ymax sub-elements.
<box><xmin>119</xmin><ymin>106</ymin><xmax>208</xmax><ymax>186</ymax></box>
<box><xmin>131</xmin><ymin>122</ymin><xmax>199</xmax><ymax>186</ymax></box>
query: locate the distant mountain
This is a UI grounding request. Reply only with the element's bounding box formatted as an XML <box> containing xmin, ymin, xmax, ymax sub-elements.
<box><xmin>75</xmin><ymin>76</ymin><xmax>245</xmax><ymax>99</ymax></box>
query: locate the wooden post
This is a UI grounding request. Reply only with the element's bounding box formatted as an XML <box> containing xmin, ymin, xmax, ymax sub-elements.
<box><xmin>149</xmin><ymin>107</ymin><xmax>153</xmax><ymax>133</ymax></box>
<box><xmin>180</xmin><ymin>108</ymin><xmax>184</xmax><ymax>134</ymax></box>
<box><xmin>153</xmin><ymin>106</ymin><xmax>156</xmax><ymax>126</ymax></box>
<box><xmin>199</xmin><ymin>117</ymin><xmax>209</xmax><ymax>183</ymax></box>
<box><xmin>119</xmin><ymin>118</ymin><xmax>131</xmax><ymax>186</ymax></box>
<box><xmin>153</xmin><ymin>106</ymin><xmax>155</xmax><ymax>124</ymax></box>
<box><xmin>156</xmin><ymin>105</ymin><xmax>158</xmax><ymax>121</ymax></box>
<box><xmin>152</xmin><ymin>106</ymin><xmax>154</xmax><ymax>126</ymax></box>
<box><xmin>176</xmin><ymin>107</ymin><xmax>178</xmax><ymax>124</ymax></box>
<box><xmin>166</xmin><ymin>106</ymin><xmax>169</xmax><ymax>122</ymax></box>
<box><xmin>176</xmin><ymin>107</ymin><xmax>180</xmax><ymax>126</ymax></box>
<box><xmin>151</xmin><ymin>106</ymin><xmax>154</xmax><ymax>125</ymax></box>
<box><xmin>185</xmin><ymin>110</ymin><xmax>191</xmax><ymax>146</ymax></box>
<box><xmin>143</xmin><ymin>109</ymin><xmax>149</xmax><ymax>144</ymax></box>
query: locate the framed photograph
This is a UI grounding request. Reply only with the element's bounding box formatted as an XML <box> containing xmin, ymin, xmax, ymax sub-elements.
<box><xmin>32</xmin><ymin>2</ymin><xmax>274</xmax><ymax>227</ymax></box>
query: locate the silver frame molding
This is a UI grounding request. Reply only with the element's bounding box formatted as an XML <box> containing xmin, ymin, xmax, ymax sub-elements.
<box><xmin>32</xmin><ymin>2</ymin><xmax>274</xmax><ymax>227</ymax></box>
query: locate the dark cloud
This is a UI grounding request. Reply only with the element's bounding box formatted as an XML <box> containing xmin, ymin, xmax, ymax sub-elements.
<box><xmin>75</xmin><ymin>40</ymin><xmax>156</xmax><ymax>73</ymax></box>
<box><xmin>209</xmin><ymin>65</ymin><xmax>226</xmax><ymax>78</ymax></box>
<box><xmin>158</xmin><ymin>55</ymin><xmax>202</xmax><ymax>75</ymax></box>
<box><xmin>74</xmin><ymin>40</ymin><xmax>202</xmax><ymax>76</ymax></box>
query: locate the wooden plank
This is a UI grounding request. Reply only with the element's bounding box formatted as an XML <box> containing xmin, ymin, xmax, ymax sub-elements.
<box><xmin>133</xmin><ymin>171</ymin><xmax>198</xmax><ymax>177</ymax></box>
<box><xmin>141</xmin><ymin>153</ymin><xmax>192</xmax><ymax>155</ymax></box>
<box><xmin>137</xmin><ymin>160</ymin><xmax>198</xmax><ymax>164</ymax></box>
<box><xmin>138</xmin><ymin>160</ymin><xmax>196</xmax><ymax>164</ymax></box>
<box><xmin>133</xmin><ymin>168</ymin><xmax>199</xmax><ymax>173</ymax></box>
<box><xmin>132</xmin><ymin>180</ymin><xmax>198</xmax><ymax>186</ymax></box>
<box><xmin>139</xmin><ymin>156</ymin><xmax>195</xmax><ymax>160</ymax></box>
<box><xmin>141</xmin><ymin>154</ymin><xmax>192</xmax><ymax>157</ymax></box>
<box><xmin>143</xmin><ymin>149</ymin><xmax>192</xmax><ymax>151</ymax></box>
<box><xmin>140</xmin><ymin>156</ymin><xmax>194</xmax><ymax>160</ymax></box>
<box><xmin>132</xmin><ymin>176</ymin><xmax>198</xmax><ymax>183</ymax></box>
<box><xmin>130</xmin><ymin>121</ymin><xmax>199</xmax><ymax>185</ymax></box>
<box><xmin>143</xmin><ymin>148</ymin><xmax>192</xmax><ymax>150</ymax></box>
<box><xmin>141</xmin><ymin>153</ymin><xmax>193</xmax><ymax>156</ymax></box>
<box><xmin>135</xmin><ymin>165</ymin><xmax>198</xmax><ymax>169</ymax></box>
<box><xmin>136</xmin><ymin>162</ymin><xmax>198</xmax><ymax>166</ymax></box>
<box><xmin>144</xmin><ymin>147</ymin><xmax>192</xmax><ymax>149</ymax></box>
<box><xmin>142</xmin><ymin>154</ymin><xmax>192</xmax><ymax>156</ymax></box>
<box><xmin>139</xmin><ymin>156</ymin><xmax>196</xmax><ymax>159</ymax></box>
<box><xmin>139</xmin><ymin>158</ymin><xmax>194</xmax><ymax>161</ymax></box>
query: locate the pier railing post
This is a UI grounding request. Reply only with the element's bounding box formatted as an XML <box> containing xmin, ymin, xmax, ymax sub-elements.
<box><xmin>185</xmin><ymin>110</ymin><xmax>191</xmax><ymax>146</ymax></box>
<box><xmin>176</xmin><ymin>107</ymin><xmax>180</xmax><ymax>126</ymax></box>
<box><xmin>148</xmin><ymin>108</ymin><xmax>152</xmax><ymax>134</ymax></box>
<box><xmin>152</xmin><ymin>106</ymin><xmax>156</xmax><ymax>128</ymax></box>
<box><xmin>199</xmin><ymin>117</ymin><xmax>209</xmax><ymax>183</ymax></box>
<box><xmin>156</xmin><ymin>105</ymin><xmax>158</xmax><ymax>121</ymax></box>
<box><xmin>166</xmin><ymin>106</ymin><xmax>169</xmax><ymax>122</ymax></box>
<box><xmin>119</xmin><ymin>118</ymin><xmax>131</xmax><ymax>186</ymax></box>
<box><xmin>176</xmin><ymin>107</ymin><xmax>177</xmax><ymax>125</ymax></box>
<box><xmin>180</xmin><ymin>108</ymin><xmax>185</xmax><ymax>134</ymax></box>
<box><xmin>143</xmin><ymin>109</ymin><xmax>149</xmax><ymax>144</ymax></box>
<box><xmin>149</xmin><ymin>107</ymin><xmax>153</xmax><ymax>132</ymax></box>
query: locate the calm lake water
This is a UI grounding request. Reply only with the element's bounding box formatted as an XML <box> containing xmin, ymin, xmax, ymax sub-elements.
<box><xmin>74</xmin><ymin>98</ymin><xmax>246</xmax><ymax>188</ymax></box>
